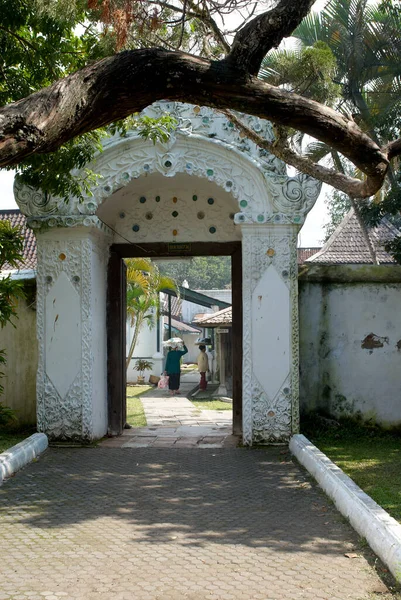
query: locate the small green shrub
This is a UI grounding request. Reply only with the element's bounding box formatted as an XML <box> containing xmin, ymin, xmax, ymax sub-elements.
<box><xmin>134</xmin><ymin>359</ymin><xmax>154</xmax><ymax>377</ymax></box>
<box><xmin>0</xmin><ymin>402</ymin><xmax>17</xmax><ymax>428</ymax></box>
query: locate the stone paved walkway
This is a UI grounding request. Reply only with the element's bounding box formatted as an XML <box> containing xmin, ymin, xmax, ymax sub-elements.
<box><xmin>0</xmin><ymin>446</ymin><xmax>394</xmax><ymax>600</ymax></box>
<box><xmin>104</xmin><ymin>373</ymin><xmax>235</xmax><ymax>449</ymax></box>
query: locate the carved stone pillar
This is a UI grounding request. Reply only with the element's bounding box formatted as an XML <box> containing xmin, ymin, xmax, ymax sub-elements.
<box><xmin>34</xmin><ymin>223</ymin><xmax>111</xmax><ymax>442</ymax></box>
<box><xmin>241</xmin><ymin>223</ymin><xmax>300</xmax><ymax>444</ymax></box>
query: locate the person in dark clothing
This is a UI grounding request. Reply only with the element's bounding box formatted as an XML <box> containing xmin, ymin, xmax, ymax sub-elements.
<box><xmin>164</xmin><ymin>342</ymin><xmax>188</xmax><ymax>395</ymax></box>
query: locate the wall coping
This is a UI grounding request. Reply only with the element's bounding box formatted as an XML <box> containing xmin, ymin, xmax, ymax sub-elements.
<box><xmin>290</xmin><ymin>434</ymin><xmax>401</xmax><ymax>583</ymax></box>
<box><xmin>0</xmin><ymin>433</ymin><xmax>48</xmax><ymax>485</ymax></box>
<box><xmin>299</xmin><ymin>263</ymin><xmax>401</xmax><ymax>283</ymax></box>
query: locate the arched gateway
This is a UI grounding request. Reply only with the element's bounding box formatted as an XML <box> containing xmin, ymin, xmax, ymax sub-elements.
<box><xmin>14</xmin><ymin>102</ymin><xmax>321</xmax><ymax>445</ymax></box>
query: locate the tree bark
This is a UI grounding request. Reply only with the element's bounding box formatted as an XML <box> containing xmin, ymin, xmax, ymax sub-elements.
<box><xmin>224</xmin><ymin>110</ymin><xmax>385</xmax><ymax>197</ymax></box>
<box><xmin>0</xmin><ymin>48</ymin><xmax>388</xmax><ymax>183</ymax></box>
<box><xmin>0</xmin><ymin>0</ymin><xmax>394</xmax><ymax>197</ymax></box>
<box><xmin>227</xmin><ymin>0</ymin><xmax>316</xmax><ymax>74</ymax></box>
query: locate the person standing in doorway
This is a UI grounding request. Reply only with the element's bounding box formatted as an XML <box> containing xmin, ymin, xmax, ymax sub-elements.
<box><xmin>197</xmin><ymin>345</ymin><xmax>209</xmax><ymax>391</ymax></box>
<box><xmin>164</xmin><ymin>342</ymin><xmax>188</xmax><ymax>395</ymax></box>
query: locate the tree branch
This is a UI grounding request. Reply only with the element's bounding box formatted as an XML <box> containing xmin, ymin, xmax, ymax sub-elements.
<box><xmin>0</xmin><ymin>47</ymin><xmax>389</xmax><ymax>192</ymax></box>
<box><xmin>224</xmin><ymin>0</ymin><xmax>316</xmax><ymax>74</ymax></box>
<box><xmin>223</xmin><ymin>110</ymin><xmax>386</xmax><ymax>198</ymax></box>
<box><xmin>383</xmin><ymin>137</ymin><xmax>401</xmax><ymax>161</ymax></box>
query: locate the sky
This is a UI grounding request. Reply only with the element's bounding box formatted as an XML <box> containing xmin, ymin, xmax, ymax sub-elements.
<box><xmin>0</xmin><ymin>0</ymin><xmax>330</xmax><ymax>246</ymax></box>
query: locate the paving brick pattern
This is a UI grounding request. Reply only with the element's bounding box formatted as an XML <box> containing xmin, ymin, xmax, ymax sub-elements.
<box><xmin>0</xmin><ymin>446</ymin><xmax>393</xmax><ymax>600</ymax></box>
<box><xmin>113</xmin><ymin>375</ymin><xmax>235</xmax><ymax>448</ymax></box>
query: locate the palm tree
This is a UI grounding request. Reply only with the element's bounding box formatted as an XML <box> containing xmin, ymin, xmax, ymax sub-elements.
<box><xmin>125</xmin><ymin>257</ymin><xmax>177</xmax><ymax>370</ymax></box>
<box><xmin>293</xmin><ymin>0</ymin><xmax>401</xmax><ymax>141</ymax></box>
<box><xmin>259</xmin><ymin>0</ymin><xmax>401</xmax><ymax>260</ymax></box>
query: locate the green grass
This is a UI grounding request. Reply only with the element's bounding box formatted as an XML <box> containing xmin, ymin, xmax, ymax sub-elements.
<box><xmin>126</xmin><ymin>385</ymin><xmax>152</xmax><ymax>427</ymax></box>
<box><xmin>0</xmin><ymin>429</ymin><xmax>35</xmax><ymax>453</ymax></box>
<box><xmin>302</xmin><ymin>416</ymin><xmax>401</xmax><ymax>523</ymax></box>
<box><xmin>181</xmin><ymin>364</ymin><xmax>197</xmax><ymax>372</ymax></box>
<box><xmin>190</xmin><ymin>398</ymin><xmax>232</xmax><ymax>411</ymax></box>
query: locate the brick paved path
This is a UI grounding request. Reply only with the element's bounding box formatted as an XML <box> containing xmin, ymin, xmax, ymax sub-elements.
<box><xmin>0</xmin><ymin>446</ymin><xmax>392</xmax><ymax>600</ymax></box>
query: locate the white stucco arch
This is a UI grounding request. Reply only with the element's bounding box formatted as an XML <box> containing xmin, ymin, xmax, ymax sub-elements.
<box><xmin>14</xmin><ymin>102</ymin><xmax>322</xmax><ymax>444</ymax></box>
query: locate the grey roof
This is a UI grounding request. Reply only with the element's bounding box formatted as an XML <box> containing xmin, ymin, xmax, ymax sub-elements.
<box><xmin>161</xmin><ymin>285</ymin><xmax>231</xmax><ymax>309</ymax></box>
<box><xmin>307</xmin><ymin>209</ymin><xmax>399</xmax><ymax>265</ymax></box>
<box><xmin>163</xmin><ymin>317</ymin><xmax>200</xmax><ymax>334</ymax></box>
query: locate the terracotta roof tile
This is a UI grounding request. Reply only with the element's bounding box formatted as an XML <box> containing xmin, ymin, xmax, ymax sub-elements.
<box><xmin>0</xmin><ymin>209</ymin><xmax>37</xmax><ymax>270</ymax></box>
<box><xmin>162</xmin><ymin>295</ymin><xmax>182</xmax><ymax>317</ymax></box>
<box><xmin>307</xmin><ymin>209</ymin><xmax>399</xmax><ymax>265</ymax></box>
<box><xmin>195</xmin><ymin>306</ymin><xmax>232</xmax><ymax>326</ymax></box>
<box><xmin>297</xmin><ymin>248</ymin><xmax>321</xmax><ymax>264</ymax></box>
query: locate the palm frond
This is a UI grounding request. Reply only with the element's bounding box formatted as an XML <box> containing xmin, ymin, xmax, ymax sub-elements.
<box><xmin>304</xmin><ymin>141</ymin><xmax>332</xmax><ymax>163</ymax></box>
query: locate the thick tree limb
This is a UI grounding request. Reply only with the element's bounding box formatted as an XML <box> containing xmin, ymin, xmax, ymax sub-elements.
<box><xmin>0</xmin><ymin>48</ymin><xmax>389</xmax><ymax>191</ymax></box>
<box><xmin>223</xmin><ymin>110</ymin><xmax>386</xmax><ymax>198</ymax></box>
<box><xmin>225</xmin><ymin>0</ymin><xmax>316</xmax><ymax>74</ymax></box>
<box><xmin>383</xmin><ymin>137</ymin><xmax>401</xmax><ymax>161</ymax></box>
<box><xmin>223</xmin><ymin>111</ymin><xmax>384</xmax><ymax>198</ymax></box>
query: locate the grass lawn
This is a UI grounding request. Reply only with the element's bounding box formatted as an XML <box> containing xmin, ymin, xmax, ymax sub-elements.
<box><xmin>190</xmin><ymin>398</ymin><xmax>232</xmax><ymax>411</ymax></box>
<box><xmin>181</xmin><ymin>363</ymin><xmax>197</xmax><ymax>373</ymax></box>
<box><xmin>302</xmin><ymin>418</ymin><xmax>401</xmax><ymax>523</ymax></box>
<box><xmin>0</xmin><ymin>429</ymin><xmax>35</xmax><ymax>453</ymax></box>
<box><xmin>126</xmin><ymin>385</ymin><xmax>152</xmax><ymax>427</ymax></box>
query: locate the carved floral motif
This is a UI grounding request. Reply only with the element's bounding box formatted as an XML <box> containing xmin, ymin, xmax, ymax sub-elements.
<box><xmin>15</xmin><ymin>101</ymin><xmax>321</xmax><ymax>225</ymax></box>
<box><xmin>241</xmin><ymin>224</ymin><xmax>299</xmax><ymax>444</ymax></box>
<box><xmin>19</xmin><ymin>101</ymin><xmax>311</xmax><ymax>444</ymax></box>
<box><xmin>36</xmin><ymin>231</ymin><xmax>109</xmax><ymax>440</ymax></box>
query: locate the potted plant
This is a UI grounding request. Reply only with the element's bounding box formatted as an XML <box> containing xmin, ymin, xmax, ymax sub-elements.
<box><xmin>134</xmin><ymin>359</ymin><xmax>154</xmax><ymax>384</ymax></box>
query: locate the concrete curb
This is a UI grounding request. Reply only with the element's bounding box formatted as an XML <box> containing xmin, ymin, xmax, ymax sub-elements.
<box><xmin>290</xmin><ymin>434</ymin><xmax>401</xmax><ymax>583</ymax></box>
<box><xmin>0</xmin><ymin>433</ymin><xmax>48</xmax><ymax>485</ymax></box>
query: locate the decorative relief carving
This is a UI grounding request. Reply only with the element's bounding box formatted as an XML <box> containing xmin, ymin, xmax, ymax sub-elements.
<box><xmin>114</xmin><ymin>188</ymin><xmax>240</xmax><ymax>243</ymax></box>
<box><xmin>241</xmin><ymin>225</ymin><xmax>299</xmax><ymax>444</ymax></box>
<box><xmin>90</xmin><ymin>137</ymin><xmax>270</xmax><ymax>219</ymax></box>
<box><xmin>80</xmin><ymin>238</ymin><xmax>94</xmax><ymax>440</ymax></box>
<box><xmin>269</xmin><ymin>172</ymin><xmax>322</xmax><ymax>216</ymax></box>
<box><xmin>23</xmin><ymin>100</ymin><xmax>309</xmax><ymax>445</ymax></box>
<box><xmin>252</xmin><ymin>376</ymin><xmax>292</xmax><ymax>443</ymax></box>
<box><xmin>27</xmin><ymin>214</ymin><xmax>112</xmax><ymax>234</ymax></box>
<box><xmin>15</xmin><ymin>101</ymin><xmax>321</xmax><ymax>226</ymax></box>
<box><xmin>289</xmin><ymin>232</ymin><xmax>300</xmax><ymax>434</ymax></box>
<box><xmin>39</xmin><ymin>374</ymin><xmax>83</xmax><ymax>441</ymax></box>
<box><xmin>36</xmin><ymin>232</ymin><xmax>108</xmax><ymax>440</ymax></box>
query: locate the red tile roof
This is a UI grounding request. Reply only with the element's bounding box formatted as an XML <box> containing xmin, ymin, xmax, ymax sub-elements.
<box><xmin>0</xmin><ymin>209</ymin><xmax>37</xmax><ymax>270</ymax></box>
<box><xmin>161</xmin><ymin>295</ymin><xmax>182</xmax><ymax>318</ymax></box>
<box><xmin>297</xmin><ymin>247</ymin><xmax>321</xmax><ymax>264</ymax></box>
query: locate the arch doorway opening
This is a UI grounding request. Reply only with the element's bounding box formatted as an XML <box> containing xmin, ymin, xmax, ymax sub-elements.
<box><xmin>107</xmin><ymin>242</ymin><xmax>242</xmax><ymax>445</ymax></box>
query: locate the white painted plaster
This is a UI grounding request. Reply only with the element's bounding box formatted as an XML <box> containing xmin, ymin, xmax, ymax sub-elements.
<box><xmin>97</xmin><ymin>172</ymin><xmax>241</xmax><ymax>244</ymax></box>
<box><xmin>14</xmin><ymin>102</ymin><xmax>321</xmax><ymax>442</ymax></box>
<box><xmin>45</xmin><ymin>271</ymin><xmax>82</xmax><ymax>399</ymax></box>
<box><xmin>242</xmin><ymin>224</ymin><xmax>299</xmax><ymax>443</ymax></box>
<box><xmin>0</xmin><ymin>433</ymin><xmax>48</xmax><ymax>485</ymax></box>
<box><xmin>252</xmin><ymin>265</ymin><xmax>290</xmax><ymax>400</ymax></box>
<box><xmin>299</xmin><ymin>281</ymin><xmax>401</xmax><ymax>425</ymax></box>
<box><xmin>90</xmin><ymin>240</ymin><xmax>109</xmax><ymax>438</ymax></box>
<box><xmin>290</xmin><ymin>434</ymin><xmax>401</xmax><ymax>583</ymax></box>
<box><xmin>36</xmin><ymin>227</ymin><xmax>111</xmax><ymax>441</ymax></box>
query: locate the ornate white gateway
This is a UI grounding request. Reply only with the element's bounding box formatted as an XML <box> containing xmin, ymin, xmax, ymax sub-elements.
<box><xmin>15</xmin><ymin>102</ymin><xmax>321</xmax><ymax>444</ymax></box>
